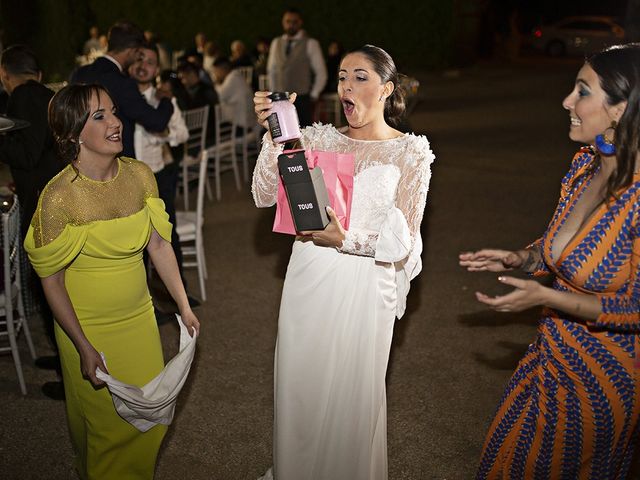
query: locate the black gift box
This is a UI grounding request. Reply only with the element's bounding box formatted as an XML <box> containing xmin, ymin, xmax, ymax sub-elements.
<box><xmin>277</xmin><ymin>151</ymin><xmax>330</xmax><ymax>231</ymax></box>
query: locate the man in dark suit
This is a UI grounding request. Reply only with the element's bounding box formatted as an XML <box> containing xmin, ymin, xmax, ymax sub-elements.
<box><xmin>0</xmin><ymin>45</ymin><xmax>65</xmax><ymax>399</ymax></box>
<box><xmin>0</xmin><ymin>46</ymin><xmax>62</xmax><ymax>235</ymax></box>
<box><xmin>71</xmin><ymin>21</ymin><xmax>174</xmax><ymax>158</ymax></box>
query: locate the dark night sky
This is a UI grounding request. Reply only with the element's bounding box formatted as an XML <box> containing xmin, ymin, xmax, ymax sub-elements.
<box><xmin>518</xmin><ymin>0</ymin><xmax>629</xmax><ymax>26</ymax></box>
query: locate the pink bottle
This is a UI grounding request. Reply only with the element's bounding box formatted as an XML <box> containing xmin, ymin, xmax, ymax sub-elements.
<box><xmin>267</xmin><ymin>92</ymin><xmax>301</xmax><ymax>143</ymax></box>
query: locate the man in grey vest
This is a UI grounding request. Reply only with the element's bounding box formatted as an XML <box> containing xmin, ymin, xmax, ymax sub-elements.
<box><xmin>267</xmin><ymin>7</ymin><xmax>327</xmax><ymax>127</ymax></box>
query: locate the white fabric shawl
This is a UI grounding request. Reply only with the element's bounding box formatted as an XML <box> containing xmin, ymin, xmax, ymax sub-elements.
<box><xmin>96</xmin><ymin>315</ymin><xmax>197</xmax><ymax>432</ymax></box>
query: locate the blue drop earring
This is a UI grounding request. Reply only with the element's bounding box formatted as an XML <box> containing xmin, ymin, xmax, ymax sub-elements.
<box><xmin>595</xmin><ymin>120</ymin><xmax>617</xmax><ymax>156</ymax></box>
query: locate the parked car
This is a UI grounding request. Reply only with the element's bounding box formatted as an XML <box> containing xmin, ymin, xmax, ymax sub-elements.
<box><xmin>530</xmin><ymin>16</ymin><xmax>625</xmax><ymax>57</ymax></box>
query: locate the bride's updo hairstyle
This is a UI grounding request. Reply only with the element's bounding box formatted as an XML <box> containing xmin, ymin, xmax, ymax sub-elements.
<box><xmin>350</xmin><ymin>44</ymin><xmax>406</xmax><ymax>126</ymax></box>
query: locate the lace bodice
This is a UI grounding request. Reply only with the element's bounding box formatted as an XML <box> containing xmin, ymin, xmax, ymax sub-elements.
<box><xmin>252</xmin><ymin>123</ymin><xmax>435</xmax><ymax>258</ymax></box>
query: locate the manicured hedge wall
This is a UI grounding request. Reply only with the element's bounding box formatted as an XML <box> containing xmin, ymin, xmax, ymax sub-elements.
<box><xmin>1</xmin><ymin>0</ymin><xmax>453</xmax><ymax>81</ymax></box>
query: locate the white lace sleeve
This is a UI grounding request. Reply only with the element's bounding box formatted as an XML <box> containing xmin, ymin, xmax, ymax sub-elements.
<box><xmin>340</xmin><ymin>230</ymin><xmax>378</xmax><ymax>256</ymax></box>
<box><xmin>251</xmin><ymin>133</ymin><xmax>285</xmax><ymax>207</ymax></box>
<box><xmin>339</xmin><ymin>135</ymin><xmax>434</xmax><ymax>258</ymax></box>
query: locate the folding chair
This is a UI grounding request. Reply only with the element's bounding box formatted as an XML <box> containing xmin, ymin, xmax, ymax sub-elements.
<box><xmin>179</xmin><ymin>105</ymin><xmax>209</xmax><ymax>210</ymax></box>
<box><xmin>236</xmin><ymin>66</ymin><xmax>253</xmax><ymax>85</ymax></box>
<box><xmin>0</xmin><ymin>197</ymin><xmax>36</xmax><ymax>394</ymax></box>
<box><xmin>175</xmin><ymin>152</ymin><xmax>208</xmax><ymax>301</ymax></box>
<box><xmin>205</xmin><ymin>104</ymin><xmax>242</xmax><ymax>201</ymax></box>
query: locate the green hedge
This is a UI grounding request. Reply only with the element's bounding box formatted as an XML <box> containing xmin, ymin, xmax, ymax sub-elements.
<box><xmin>2</xmin><ymin>0</ymin><xmax>454</xmax><ymax>81</ymax></box>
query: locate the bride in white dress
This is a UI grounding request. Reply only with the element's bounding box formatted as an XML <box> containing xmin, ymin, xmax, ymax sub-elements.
<box><xmin>252</xmin><ymin>45</ymin><xmax>435</xmax><ymax>480</ymax></box>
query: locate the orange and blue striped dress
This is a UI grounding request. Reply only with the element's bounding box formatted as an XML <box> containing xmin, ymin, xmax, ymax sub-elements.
<box><xmin>477</xmin><ymin>148</ymin><xmax>640</xmax><ymax>479</ymax></box>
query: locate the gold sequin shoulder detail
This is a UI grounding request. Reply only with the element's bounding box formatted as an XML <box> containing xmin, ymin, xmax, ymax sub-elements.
<box><xmin>32</xmin><ymin>157</ymin><xmax>159</xmax><ymax>247</ymax></box>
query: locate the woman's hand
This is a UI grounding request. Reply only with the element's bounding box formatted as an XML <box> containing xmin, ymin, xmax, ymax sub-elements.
<box><xmin>78</xmin><ymin>343</ymin><xmax>108</xmax><ymax>387</ymax></box>
<box><xmin>459</xmin><ymin>249</ymin><xmax>525</xmax><ymax>272</ymax></box>
<box><xmin>476</xmin><ymin>276</ymin><xmax>548</xmax><ymax>312</ymax></box>
<box><xmin>180</xmin><ymin>308</ymin><xmax>200</xmax><ymax>337</ymax></box>
<box><xmin>301</xmin><ymin>207</ymin><xmax>345</xmax><ymax>248</ymax></box>
<box><xmin>253</xmin><ymin>90</ymin><xmax>297</xmax><ymax>130</ymax></box>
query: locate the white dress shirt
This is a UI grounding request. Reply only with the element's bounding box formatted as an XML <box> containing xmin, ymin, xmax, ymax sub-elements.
<box><xmin>214</xmin><ymin>69</ymin><xmax>254</xmax><ymax>128</ymax></box>
<box><xmin>133</xmin><ymin>86</ymin><xmax>189</xmax><ymax>173</ymax></box>
<box><xmin>267</xmin><ymin>30</ymin><xmax>327</xmax><ymax>100</ymax></box>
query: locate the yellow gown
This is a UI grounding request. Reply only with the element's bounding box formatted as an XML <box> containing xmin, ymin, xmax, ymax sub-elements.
<box><xmin>25</xmin><ymin>157</ymin><xmax>171</xmax><ymax>480</ymax></box>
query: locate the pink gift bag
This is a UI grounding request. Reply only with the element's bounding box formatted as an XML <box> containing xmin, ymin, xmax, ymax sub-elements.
<box><xmin>273</xmin><ymin>149</ymin><xmax>354</xmax><ymax>235</ymax></box>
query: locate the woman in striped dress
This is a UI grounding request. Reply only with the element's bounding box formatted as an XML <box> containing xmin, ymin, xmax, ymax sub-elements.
<box><xmin>459</xmin><ymin>44</ymin><xmax>640</xmax><ymax>479</ymax></box>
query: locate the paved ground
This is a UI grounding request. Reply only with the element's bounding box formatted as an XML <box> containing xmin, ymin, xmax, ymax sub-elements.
<box><xmin>1</xmin><ymin>56</ymin><xmax>639</xmax><ymax>479</ymax></box>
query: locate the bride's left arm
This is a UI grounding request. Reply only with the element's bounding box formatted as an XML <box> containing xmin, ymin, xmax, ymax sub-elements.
<box><xmin>335</xmin><ymin>137</ymin><xmax>435</xmax><ymax>258</ymax></box>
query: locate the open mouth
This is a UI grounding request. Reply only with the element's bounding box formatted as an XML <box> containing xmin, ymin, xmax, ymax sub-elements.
<box><xmin>570</xmin><ymin>117</ymin><xmax>581</xmax><ymax>127</ymax></box>
<box><xmin>341</xmin><ymin>98</ymin><xmax>355</xmax><ymax>116</ymax></box>
<box><xmin>107</xmin><ymin>131</ymin><xmax>121</xmax><ymax>142</ymax></box>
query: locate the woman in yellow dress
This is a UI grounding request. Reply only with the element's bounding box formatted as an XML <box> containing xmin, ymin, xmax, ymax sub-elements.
<box><xmin>24</xmin><ymin>83</ymin><xmax>200</xmax><ymax>479</ymax></box>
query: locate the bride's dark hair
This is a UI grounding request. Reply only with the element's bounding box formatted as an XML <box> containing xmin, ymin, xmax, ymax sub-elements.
<box><xmin>349</xmin><ymin>44</ymin><xmax>406</xmax><ymax>127</ymax></box>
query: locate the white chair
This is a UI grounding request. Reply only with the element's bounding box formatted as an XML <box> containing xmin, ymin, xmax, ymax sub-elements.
<box><xmin>179</xmin><ymin>105</ymin><xmax>209</xmax><ymax>210</ymax></box>
<box><xmin>235</xmin><ymin>124</ymin><xmax>260</xmax><ymax>183</ymax></box>
<box><xmin>0</xmin><ymin>197</ymin><xmax>36</xmax><ymax>395</ymax></box>
<box><xmin>175</xmin><ymin>152</ymin><xmax>208</xmax><ymax>302</ymax></box>
<box><xmin>205</xmin><ymin>104</ymin><xmax>242</xmax><ymax>201</ymax></box>
<box><xmin>236</xmin><ymin>66</ymin><xmax>253</xmax><ymax>85</ymax></box>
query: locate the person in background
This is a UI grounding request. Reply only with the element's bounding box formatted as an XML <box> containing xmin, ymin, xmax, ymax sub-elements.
<box><xmin>230</xmin><ymin>40</ymin><xmax>253</xmax><ymax>68</ymax></box>
<box><xmin>25</xmin><ymin>83</ymin><xmax>199</xmax><ymax>479</ymax></box>
<box><xmin>267</xmin><ymin>7</ymin><xmax>327</xmax><ymax>127</ymax></box>
<box><xmin>130</xmin><ymin>42</ymin><xmax>195</xmax><ymax>306</ymax></box>
<box><xmin>70</xmin><ymin>20</ymin><xmax>174</xmax><ymax>158</ymax></box>
<box><xmin>324</xmin><ymin>40</ymin><xmax>344</xmax><ymax>93</ymax></box>
<box><xmin>97</xmin><ymin>35</ymin><xmax>108</xmax><ymax>54</ymax></box>
<box><xmin>0</xmin><ymin>45</ymin><xmax>65</xmax><ymax>400</ymax></box>
<box><xmin>183</xmin><ymin>52</ymin><xmax>213</xmax><ymax>87</ymax></box>
<box><xmin>144</xmin><ymin>30</ymin><xmax>171</xmax><ymax>71</ymax></box>
<box><xmin>186</xmin><ymin>31</ymin><xmax>207</xmax><ymax>59</ymax></box>
<box><xmin>460</xmin><ymin>44</ymin><xmax>640</xmax><ymax>478</ymax></box>
<box><xmin>203</xmin><ymin>40</ymin><xmax>221</xmax><ymax>76</ymax></box>
<box><xmin>252</xmin><ymin>36</ymin><xmax>270</xmax><ymax>91</ymax></box>
<box><xmin>211</xmin><ymin>56</ymin><xmax>253</xmax><ymax>133</ymax></box>
<box><xmin>159</xmin><ymin>69</ymin><xmax>189</xmax><ymax>111</ymax></box>
<box><xmin>177</xmin><ymin>60</ymin><xmax>218</xmax><ymax>145</ymax></box>
<box><xmin>82</xmin><ymin>26</ymin><xmax>101</xmax><ymax>55</ymax></box>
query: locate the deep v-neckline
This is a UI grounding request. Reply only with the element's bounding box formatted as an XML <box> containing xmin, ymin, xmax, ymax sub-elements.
<box><xmin>551</xmin><ymin>170</ymin><xmax>606</xmax><ymax>265</ymax></box>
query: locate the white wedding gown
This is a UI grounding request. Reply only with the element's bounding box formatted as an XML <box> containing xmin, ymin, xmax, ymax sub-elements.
<box><xmin>252</xmin><ymin>124</ymin><xmax>434</xmax><ymax>480</ymax></box>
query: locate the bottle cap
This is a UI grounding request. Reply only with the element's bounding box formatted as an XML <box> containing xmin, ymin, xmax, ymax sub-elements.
<box><xmin>268</xmin><ymin>92</ymin><xmax>290</xmax><ymax>101</ymax></box>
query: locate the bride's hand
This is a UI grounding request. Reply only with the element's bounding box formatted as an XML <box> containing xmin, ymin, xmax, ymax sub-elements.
<box><xmin>301</xmin><ymin>207</ymin><xmax>345</xmax><ymax>248</ymax></box>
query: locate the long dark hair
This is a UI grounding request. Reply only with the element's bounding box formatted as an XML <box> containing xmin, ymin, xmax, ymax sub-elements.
<box><xmin>348</xmin><ymin>44</ymin><xmax>406</xmax><ymax>127</ymax></box>
<box><xmin>587</xmin><ymin>43</ymin><xmax>640</xmax><ymax>200</ymax></box>
<box><xmin>48</xmin><ymin>83</ymin><xmax>112</xmax><ymax>168</ymax></box>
